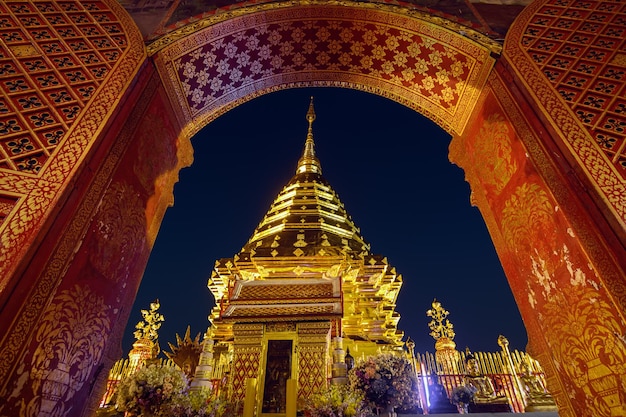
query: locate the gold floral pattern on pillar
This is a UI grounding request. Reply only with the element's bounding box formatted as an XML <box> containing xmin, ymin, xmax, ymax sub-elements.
<box><xmin>29</xmin><ymin>284</ymin><xmax>111</xmax><ymax>417</ymax></box>
<box><xmin>500</xmin><ymin>183</ymin><xmax>553</xmax><ymax>253</ymax></box>
<box><xmin>0</xmin><ymin>193</ymin><xmax>19</xmax><ymax>226</ymax></box>
<box><xmin>89</xmin><ymin>181</ymin><xmax>146</xmax><ymax>282</ymax></box>
<box><xmin>471</xmin><ymin>113</ymin><xmax>517</xmax><ymax>195</ymax></box>
<box><xmin>539</xmin><ymin>264</ymin><xmax>625</xmax><ymax>416</ymax></box>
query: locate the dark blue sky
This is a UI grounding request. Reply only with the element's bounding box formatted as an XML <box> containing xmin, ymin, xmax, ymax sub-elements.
<box><xmin>124</xmin><ymin>87</ymin><xmax>528</xmax><ymax>356</ymax></box>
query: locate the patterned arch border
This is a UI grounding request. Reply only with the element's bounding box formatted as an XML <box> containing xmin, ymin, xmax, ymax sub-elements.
<box><xmin>152</xmin><ymin>1</ymin><xmax>497</xmax><ymax>139</ymax></box>
<box><xmin>0</xmin><ymin>0</ymin><xmax>146</xmax><ymax>283</ymax></box>
<box><xmin>503</xmin><ymin>0</ymin><xmax>626</xmax><ymax>230</ymax></box>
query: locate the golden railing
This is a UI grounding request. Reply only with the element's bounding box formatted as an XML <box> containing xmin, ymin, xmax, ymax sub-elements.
<box><xmin>412</xmin><ymin>349</ymin><xmax>548</xmax><ymax>413</ymax></box>
<box><xmin>99</xmin><ymin>358</ymin><xmax>175</xmax><ymax>408</ymax></box>
<box><xmin>100</xmin><ymin>349</ymin><xmax>548</xmax><ymax>414</ymax></box>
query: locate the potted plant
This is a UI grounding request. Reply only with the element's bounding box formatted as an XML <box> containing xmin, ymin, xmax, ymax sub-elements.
<box><xmin>450</xmin><ymin>385</ymin><xmax>477</xmax><ymax>414</ymax></box>
<box><xmin>115</xmin><ymin>364</ymin><xmax>235</xmax><ymax>417</ymax></box>
<box><xmin>349</xmin><ymin>353</ymin><xmax>421</xmax><ymax>416</ymax></box>
<box><xmin>302</xmin><ymin>383</ymin><xmax>370</xmax><ymax>417</ymax></box>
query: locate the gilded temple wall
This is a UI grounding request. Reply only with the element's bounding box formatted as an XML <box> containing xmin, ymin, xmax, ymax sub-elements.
<box><xmin>231</xmin><ymin>323</ymin><xmax>265</xmax><ymax>405</ymax></box>
<box><xmin>0</xmin><ymin>1</ymin><xmax>147</xmax><ymax>415</ymax></box>
<box><xmin>296</xmin><ymin>321</ymin><xmax>332</xmax><ymax>400</ymax></box>
<box><xmin>0</xmin><ymin>60</ymin><xmax>190</xmax><ymax>415</ymax></box>
<box><xmin>504</xmin><ymin>0</ymin><xmax>626</xmax><ymax>235</ymax></box>
<box><xmin>230</xmin><ymin>322</ymin><xmax>331</xmax><ymax>408</ymax></box>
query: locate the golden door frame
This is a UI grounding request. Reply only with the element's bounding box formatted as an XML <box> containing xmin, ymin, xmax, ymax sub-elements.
<box><xmin>0</xmin><ymin>0</ymin><xmax>624</xmax><ymax>416</ymax></box>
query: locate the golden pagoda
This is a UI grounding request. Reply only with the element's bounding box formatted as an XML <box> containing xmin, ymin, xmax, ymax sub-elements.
<box><xmin>206</xmin><ymin>98</ymin><xmax>404</xmax><ymax>411</ymax></box>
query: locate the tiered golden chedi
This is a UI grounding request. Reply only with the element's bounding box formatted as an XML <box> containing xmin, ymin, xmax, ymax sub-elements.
<box><xmin>206</xmin><ymin>98</ymin><xmax>404</xmax><ymax>409</ymax></box>
<box><xmin>208</xmin><ymin>98</ymin><xmax>403</xmax><ymax>347</ymax></box>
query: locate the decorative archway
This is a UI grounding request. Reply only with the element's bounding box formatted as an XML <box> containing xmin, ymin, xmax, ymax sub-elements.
<box><xmin>0</xmin><ymin>0</ymin><xmax>623</xmax><ymax>416</ymax></box>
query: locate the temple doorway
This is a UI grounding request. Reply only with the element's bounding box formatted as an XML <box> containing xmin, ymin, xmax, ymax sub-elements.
<box><xmin>261</xmin><ymin>340</ymin><xmax>294</xmax><ymax>415</ymax></box>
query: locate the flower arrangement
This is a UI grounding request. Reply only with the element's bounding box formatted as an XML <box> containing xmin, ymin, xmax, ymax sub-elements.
<box><xmin>164</xmin><ymin>389</ymin><xmax>237</xmax><ymax>417</ymax></box>
<box><xmin>116</xmin><ymin>365</ymin><xmax>188</xmax><ymax>416</ymax></box>
<box><xmin>450</xmin><ymin>385</ymin><xmax>477</xmax><ymax>406</ymax></box>
<box><xmin>302</xmin><ymin>384</ymin><xmax>370</xmax><ymax>417</ymax></box>
<box><xmin>115</xmin><ymin>365</ymin><xmax>236</xmax><ymax>417</ymax></box>
<box><xmin>348</xmin><ymin>353</ymin><xmax>420</xmax><ymax>413</ymax></box>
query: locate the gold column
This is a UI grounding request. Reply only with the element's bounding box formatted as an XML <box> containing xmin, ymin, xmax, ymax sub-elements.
<box><xmin>232</xmin><ymin>323</ymin><xmax>265</xmax><ymax>404</ymax></box>
<box><xmin>297</xmin><ymin>321</ymin><xmax>332</xmax><ymax>399</ymax></box>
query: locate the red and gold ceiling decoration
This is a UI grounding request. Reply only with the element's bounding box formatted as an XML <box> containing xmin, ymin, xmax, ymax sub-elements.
<box><xmin>152</xmin><ymin>1</ymin><xmax>499</xmax><ymax>138</ymax></box>
<box><xmin>504</xmin><ymin>0</ymin><xmax>626</xmax><ymax>229</ymax></box>
<box><xmin>0</xmin><ymin>0</ymin><xmax>144</xmax><ymax>285</ymax></box>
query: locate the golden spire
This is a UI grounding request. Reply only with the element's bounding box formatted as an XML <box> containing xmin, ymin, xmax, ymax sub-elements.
<box><xmin>296</xmin><ymin>96</ymin><xmax>322</xmax><ymax>175</ymax></box>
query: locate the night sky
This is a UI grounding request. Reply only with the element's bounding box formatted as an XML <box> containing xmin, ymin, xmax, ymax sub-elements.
<box><xmin>123</xmin><ymin>87</ymin><xmax>528</xmax><ymax>357</ymax></box>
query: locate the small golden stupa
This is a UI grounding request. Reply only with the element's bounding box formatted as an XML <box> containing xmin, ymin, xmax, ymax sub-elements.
<box><xmin>427</xmin><ymin>299</ymin><xmax>460</xmax><ymax>374</ymax></box>
<box><xmin>128</xmin><ymin>299</ymin><xmax>164</xmax><ymax>370</ymax></box>
<box><xmin>206</xmin><ymin>98</ymin><xmax>405</xmax><ymax>410</ymax></box>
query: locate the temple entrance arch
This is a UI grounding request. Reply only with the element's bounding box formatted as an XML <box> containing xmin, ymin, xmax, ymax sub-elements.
<box><xmin>147</xmin><ymin>4</ymin><xmax>626</xmax><ymax>414</ymax></box>
<box><xmin>0</xmin><ymin>0</ymin><xmax>624</xmax><ymax>416</ymax></box>
<box><xmin>150</xmin><ymin>1</ymin><xmax>500</xmax><ymax>139</ymax></box>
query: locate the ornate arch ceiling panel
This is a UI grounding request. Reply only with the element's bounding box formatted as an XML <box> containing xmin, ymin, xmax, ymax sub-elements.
<box><xmin>0</xmin><ymin>0</ymin><xmax>145</xmax><ymax>282</ymax></box>
<box><xmin>503</xmin><ymin>0</ymin><xmax>626</xmax><ymax>230</ymax></box>
<box><xmin>151</xmin><ymin>0</ymin><xmax>500</xmax><ymax>138</ymax></box>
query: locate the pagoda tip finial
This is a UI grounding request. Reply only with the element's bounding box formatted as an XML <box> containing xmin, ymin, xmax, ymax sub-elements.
<box><xmin>306</xmin><ymin>96</ymin><xmax>316</xmax><ymax>125</ymax></box>
<box><xmin>296</xmin><ymin>97</ymin><xmax>321</xmax><ymax>174</ymax></box>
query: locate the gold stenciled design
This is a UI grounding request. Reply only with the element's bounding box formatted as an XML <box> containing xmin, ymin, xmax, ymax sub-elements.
<box><xmin>0</xmin><ymin>0</ymin><xmax>146</xmax><ymax>284</ymax></box>
<box><xmin>0</xmin><ymin>194</ymin><xmax>20</xmax><ymax>227</ymax></box>
<box><xmin>501</xmin><ymin>183</ymin><xmax>553</xmax><ymax>252</ymax></box>
<box><xmin>29</xmin><ymin>284</ymin><xmax>111</xmax><ymax>417</ymax></box>
<box><xmin>0</xmin><ymin>75</ymin><xmax>160</xmax><ymax>398</ymax></box>
<box><xmin>473</xmin><ymin>113</ymin><xmax>518</xmax><ymax>194</ymax></box>
<box><xmin>503</xmin><ymin>0</ymin><xmax>626</xmax><ymax>228</ymax></box>
<box><xmin>541</xmin><ymin>276</ymin><xmax>625</xmax><ymax>416</ymax></box>
<box><xmin>154</xmin><ymin>2</ymin><xmax>495</xmax><ymax>140</ymax></box>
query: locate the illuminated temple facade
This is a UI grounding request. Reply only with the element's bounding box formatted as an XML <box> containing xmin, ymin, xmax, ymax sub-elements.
<box><xmin>207</xmin><ymin>99</ymin><xmax>404</xmax><ymax>409</ymax></box>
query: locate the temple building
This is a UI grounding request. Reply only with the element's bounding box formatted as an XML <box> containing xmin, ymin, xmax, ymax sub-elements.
<box><xmin>205</xmin><ymin>98</ymin><xmax>405</xmax><ymax>411</ymax></box>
